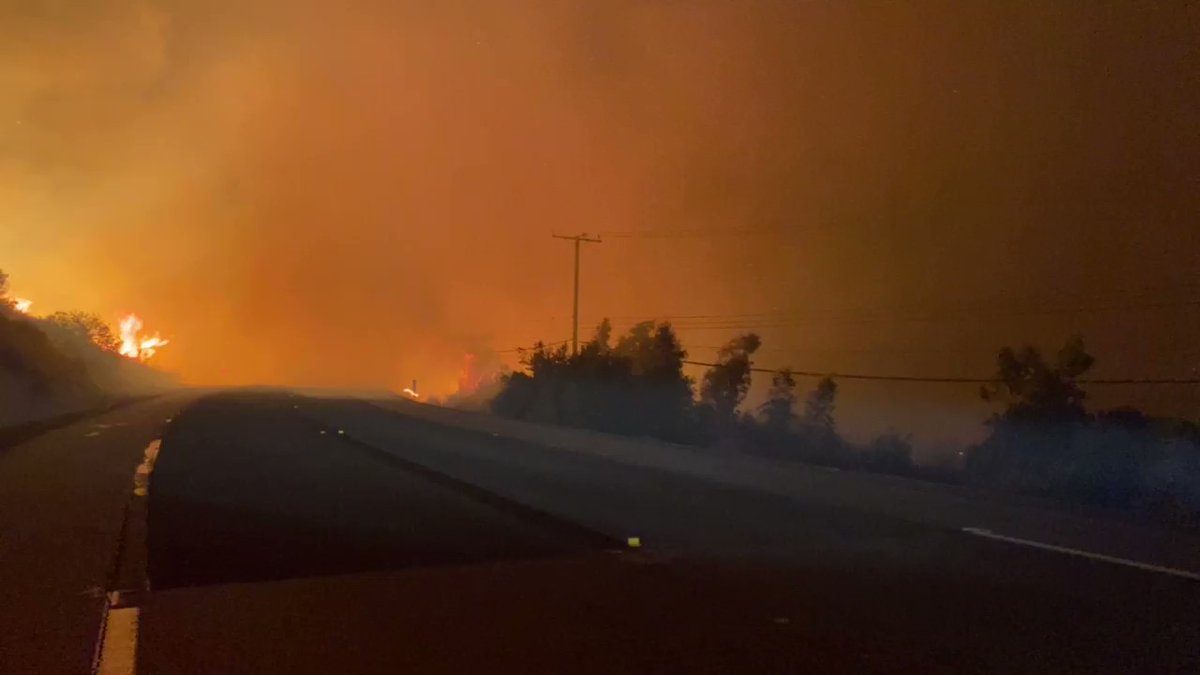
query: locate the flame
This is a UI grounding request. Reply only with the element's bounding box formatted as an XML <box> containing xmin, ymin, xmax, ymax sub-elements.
<box><xmin>13</xmin><ymin>298</ymin><xmax>32</xmax><ymax>314</ymax></box>
<box><xmin>401</xmin><ymin>387</ymin><xmax>420</xmax><ymax>399</ymax></box>
<box><xmin>118</xmin><ymin>313</ymin><xmax>169</xmax><ymax>360</ymax></box>
<box><xmin>458</xmin><ymin>353</ymin><xmax>483</xmax><ymax>395</ymax></box>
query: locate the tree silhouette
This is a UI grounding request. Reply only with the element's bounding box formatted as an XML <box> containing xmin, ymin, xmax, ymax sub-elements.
<box><xmin>700</xmin><ymin>333</ymin><xmax>761</xmax><ymax>433</ymax></box>
<box><xmin>968</xmin><ymin>335</ymin><xmax>1098</xmax><ymax>493</ymax></box>
<box><xmin>493</xmin><ymin>320</ymin><xmax>696</xmax><ymax>442</ymax></box>
<box><xmin>613</xmin><ymin>321</ymin><xmax>656</xmax><ymax>372</ymax></box>
<box><xmin>980</xmin><ymin>333</ymin><xmax>1093</xmax><ymax>423</ymax></box>
<box><xmin>592</xmin><ymin>318</ymin><xmax>612</xmax><ymax>355</ymax></box>
<box><xmin>803</xmin><ymin>376</ymin><xmax>837</xmax><ymax>432</ymax></box>
<box><xmin>44</xmin><ymin>311</ymin><xmax>120</xmax><ymax>353</ymax></box>
<box><xmin>758</xmin><ymin>368</ymin><xmax>797</xmax><ymax>435</ymax></box>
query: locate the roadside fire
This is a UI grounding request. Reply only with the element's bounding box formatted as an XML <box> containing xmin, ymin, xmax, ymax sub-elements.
<box><xmin>118</xmin><ymin>313</ymin><xmax>169</xmax><ymax>360</ymax></box>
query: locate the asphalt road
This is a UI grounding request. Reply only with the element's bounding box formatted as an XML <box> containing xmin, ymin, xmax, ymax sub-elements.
<box><xmin>3</xmin><ymin>390</ymin><xmax>1199</xmax><ymax>674</ymax></box>
<box><xmin>0</xmin><ymin>393</ymin><xmax>197</xmax><ymax>674</ymax></box>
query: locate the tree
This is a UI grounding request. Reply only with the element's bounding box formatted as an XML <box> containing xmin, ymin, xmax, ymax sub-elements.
<box><xmin>803</xmin><ymin>376</ymin><xmax>837</xmax><ymax>432</ymax></box>
<box><xmin>43</xmin><ymin>311</ymin><xmax>120</xmax><ymax>353</ymax></box>
<box><xmin>492</xmin><ymin>321</ymin><xmax>696</xmax><ymax>442</ymax></box>
<box><xmin>613</xmin><ymin>320</ymin><xmax>689</xmax><ymax>380</ymax></box>
<box><xmin>981</xmin><ymin>334</ymin><xmax>1093</xmax><ymax>423</ymax></box>
<box><xmin>967</xmin><ymin>335</ymin><xmax>1096</xmax><ymax>490</ymax></box>
<box><xmin>613</xmin><ymin>321</ymin><xmax>655</xmax><ymax>371</ymax></box>
<box><xmin>0</xmin><ymin>268</ymin><xmax>12</xmax><ymax>311</ymax></box>
<box><xmin>700</xmin><ymin>333</ymin><xmax>761</xmax><ymax>433</ymax></box>
<box><xmin>592</xmin><ymin>318</ymin><xmax>612</xmax><ymax>355</ymax></box>
<box><xmin>758</xmin><ymin>368</ymin><xmax>797</xmax><ymax>435</ymax></box>
<box><xmin>613</xmin><ymin>321</ymin><xmax>694</xmax><ymax>439</ymax></box>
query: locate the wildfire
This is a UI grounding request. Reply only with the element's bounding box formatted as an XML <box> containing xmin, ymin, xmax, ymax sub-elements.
<box><xmin>118</xmin><ymin>314</ymin><xmax>169</xmax><ymax>360</ymax></box>
<box><xmin>458</xmin><ymin>353</ymin><xmax>483</xmax><ymax>396</ymax></box>
<box><xmin>401</xmin><ymin>387</ymin><xmax>420</xmax><ymax>399</ymax></box>
<box><xmin>13</xmin><ymin>298</ymin><xmax>32</xmax><ymax>314</ymax></box>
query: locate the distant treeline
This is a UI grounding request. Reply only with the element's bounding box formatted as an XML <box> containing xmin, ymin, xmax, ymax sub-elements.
<box><xmin>0</xmin><ymin>268</ymin><xmax>175</xmax><ymax>426</ymax></box>
<box><xmin>488</xmin><ymin>319</ymin><xmax>1200</xmax><ymax>526</ymax></box>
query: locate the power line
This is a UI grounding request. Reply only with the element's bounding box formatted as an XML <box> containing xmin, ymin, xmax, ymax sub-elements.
<box><xmin>688</xmin><ymin>344</ymin><xmax>983</xmax><ymax>355</ymax></box>
<box><xmin>553</xmin><ymin>280</ymin><xmax>1200</xmax><ymax>327</ymax></box>
<box><xmin>491</xmin><ymin>347</ymin><xmax>1200</xmax><ymax>384</ymax></box>
<box><xmin>557</xmin><ymin>289</ymin><xmax>1200</xmax><ymax>329</ymax></box>
<box><xmin>602</xmin><ymin>227</ymin><xmax>796</xmax><ymax>239</ymax></box>
<box><xmin>679</xmin><ymin>360</ymin><xmax>1200</xmax><ymax>386</ymax></box>
<box><xmin>555</xmin><ymin>296</ymin><xmax>1200</xmax><ymax>331</ymax></box>
<box><xmin>496</xmin><ymin>339</ymin><xmax>571</xmax><ymax>354</ymax></box>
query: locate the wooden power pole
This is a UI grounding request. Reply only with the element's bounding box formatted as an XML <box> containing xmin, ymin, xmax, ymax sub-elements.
<box><xmin>552</xmin><ymin>233</ymin><xmax>602</xmax><ymax>354</ymax></box>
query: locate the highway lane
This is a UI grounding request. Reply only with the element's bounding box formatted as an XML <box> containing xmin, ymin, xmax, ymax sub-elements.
<box><xmin>0</xmin><ymin>393</ymin><xmax>198</xmax><ymax>674</ymax></box>
<box><xmin>363</xmin><ymin>396</ymin><xmax>1200</xmax><ymax>575</ymax></box>
<box><xmin>132</xmin><ymin>392</ymin><xmax>1198</xmax><ymax>674</ymax></box>
<box><xmin>146</xmin><ymin>391</ymin><xmax>612</xmax><ymax>589</ymax></box>
<box><xmin>4</xmin><ymin>390</ymin><xmax>1198</xmax><ymax>673</ymax></box>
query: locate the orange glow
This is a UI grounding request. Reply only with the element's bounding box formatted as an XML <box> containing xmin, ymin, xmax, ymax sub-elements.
<box><xmin>119</xmin><ymin>314</ymin><xmax>169</xmax><ymax>361</ymax></box>
<box><xmin>13</xmin><ymin>298</ymin><xmax>32</xmax><ymax>314</ymax></box>
<box><xmin>2</xmin><ymin>1</ymin><xmax>1197</xmax><ymax>446</ymax></box>
<box><xmin>401</xmin><ymin>387</ymin><xmax>420</xmax><ymax>399</ymax></box>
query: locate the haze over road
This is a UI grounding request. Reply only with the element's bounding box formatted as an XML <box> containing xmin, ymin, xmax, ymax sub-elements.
<box><xmin>2</xmin><ymin>392</ymin><xmax>1198</xmax><ymax>673</ymax></box>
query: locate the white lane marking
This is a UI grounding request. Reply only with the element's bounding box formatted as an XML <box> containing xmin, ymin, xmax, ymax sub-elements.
<box><xmin>95</xmin><ymin>606</ymin><xmax>138</xmax><ymax>675</ymax></box>
<box><xmin>962</xmin><ymin>527</ymin><xmax>1200</xmax><ymax>581</ymax></box>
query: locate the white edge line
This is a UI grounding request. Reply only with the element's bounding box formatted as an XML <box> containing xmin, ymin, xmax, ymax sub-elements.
<box><xmin>962</xmin><ymin>527</ymin><xmax>1200</xmax><ymax>581</ymax></box>
<box><xmin>91</xmin><ymin>437</ymin><xmax>160</xmax><ymax>674</ymax></box>
<box><xmin>94</xmin><ymin>606</ymin><xmax>139</xmax><ymax>675</ymax></box>
<box><xmin>89</xmin><ymin>594</ymin><xmax>112</xmax><ymax>675</ymax></box>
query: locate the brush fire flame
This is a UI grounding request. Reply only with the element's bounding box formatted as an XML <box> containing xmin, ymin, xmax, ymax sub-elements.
<box><xmin>13</xmin><ymin>298</ymin><xmax>32</xmax><ymax>313</ymax></box>
<box><xmin>118</xmin><ymin>314</ymin><xmax>169</xmax><ymax>360</ymax></box>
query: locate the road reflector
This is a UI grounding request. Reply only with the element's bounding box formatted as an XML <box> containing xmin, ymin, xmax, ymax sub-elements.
<box><xmin>627</xmin><ymin>537</ymin><xmax>641</xmax><ymax>548</ymax></box>
<box><xmin>319</xmin><ymin>430</ymin><xmax>326</xmax><ymax>435</ymax></box>
<box><xmin>337</xmin><ymin>429</ymin><xmax>345</xmax><ymax>435</ymax></box>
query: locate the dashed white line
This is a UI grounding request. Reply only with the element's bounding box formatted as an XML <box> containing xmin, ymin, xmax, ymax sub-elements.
<box><xmin>962</xmin><ymin>527</ymin><xmax>1200</xmax><ymax>581</ymax></box>
<box><xmin>132</xmin><ymin>440</ymin><xmax>161</xmax><ymax>497</ymax></box>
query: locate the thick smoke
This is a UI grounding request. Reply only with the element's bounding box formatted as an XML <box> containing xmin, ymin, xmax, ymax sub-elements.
<box><xmin>2</xmin><ymin>2</ymin><xmax>1197</xmax><ymax>444</ymax></box>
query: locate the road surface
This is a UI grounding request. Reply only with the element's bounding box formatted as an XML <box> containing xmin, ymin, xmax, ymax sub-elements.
<box><xmin>1</xmin><ymin>390</ymin><xmax>1197</xmax><ymax>673</ymax></box>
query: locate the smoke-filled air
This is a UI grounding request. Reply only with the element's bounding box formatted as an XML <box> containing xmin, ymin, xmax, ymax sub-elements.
<box><xmin>2</xmin><ymin>2</ymin><xmax>1198</xmax><ymax>449</ymax></box>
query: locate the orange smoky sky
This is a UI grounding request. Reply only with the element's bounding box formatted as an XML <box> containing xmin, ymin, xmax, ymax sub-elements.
<box><xmin>2</xmin><ymin>2</ymin><xmax>1198</xmax><ymax>442</ymax></box>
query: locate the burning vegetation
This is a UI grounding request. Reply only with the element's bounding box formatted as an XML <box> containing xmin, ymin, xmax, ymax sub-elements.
<box><xmin>0</xmin><ymin>268</ymin><xmax>176</xmax><ymax>425</ymax></box>
<box><xmin>118</xmin><ymin>314</ymin><xmax>169</xmax><ymax>361</ymax></box>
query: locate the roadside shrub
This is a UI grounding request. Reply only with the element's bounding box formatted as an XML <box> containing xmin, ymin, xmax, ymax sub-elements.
<box><xmin>859</xmin><ymin>433</ymin><xmax>915</xmax><ymax>475</ymax></box>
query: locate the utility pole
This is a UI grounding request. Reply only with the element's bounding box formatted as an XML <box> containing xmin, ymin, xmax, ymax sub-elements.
<box><xmin>552</xmin><ymin>233</ymin><xmax>602</xmax><ymax>354</ymax></box>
